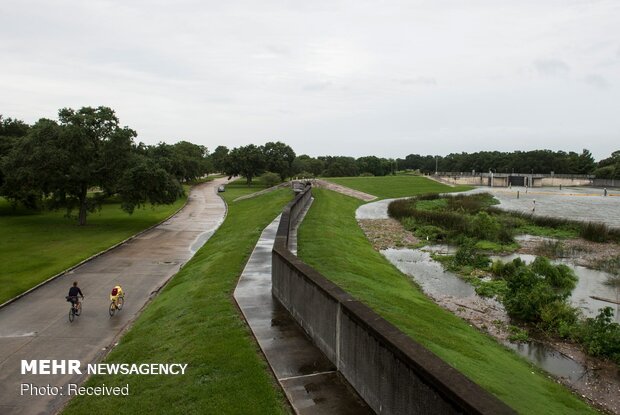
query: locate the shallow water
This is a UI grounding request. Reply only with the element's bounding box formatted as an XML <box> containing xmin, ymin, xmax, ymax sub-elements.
<box><xmin>383</xmin><ymin>248</ymin><xmax>474</xmax><ymax>298</ymax></box>
<box><xmin>381</xmin><ymin>247</ymin><xmax>593</xmax><ymax>382</ymax></box>
<box><xmin>504</xmin><ymin>341</ymin><xmax>586</xmax><ymax>382</ymax></box>
<box><xmin>492</xmin><ymin>253</ymin><xmax>620</xmax><ymax>322</ymax></box>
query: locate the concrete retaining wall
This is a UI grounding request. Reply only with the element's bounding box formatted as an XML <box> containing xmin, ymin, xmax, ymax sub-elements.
<box><xmin>272</xmin><ymin>186</ymin><xmax>515</xmax><ymax>415</ymax></box>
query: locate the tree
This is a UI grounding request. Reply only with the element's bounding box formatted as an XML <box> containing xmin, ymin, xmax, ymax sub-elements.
<box><xmin>0</xmin><ymin>115</ymin><xmax>30</xmax><ymax>191</ymax></box>
<box><xmin>225</xmin><ymin>144</ymin><xmax>265</xmax><ymax>184</ymax></box>
<box><xmin>263</xmin><ymin>141</ymin><xmax>296</xmax><ymax>181</ymax></box>
<box><xmin>2</xmin><ymin>106</ymin><xmax>182</xmax><ymax>225</ymax></box>
<box><xmin>292</xmin><ymin>155</ymin><xmax>324</xmax><ymax>177</ymax></box>
<box><xmin>210</xmin><ymin>145</ymin><xmax>229</xmax><ymax>173</ymax></box>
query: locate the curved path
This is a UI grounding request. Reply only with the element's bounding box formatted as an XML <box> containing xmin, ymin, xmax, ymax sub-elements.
<box><xmin>0</xmin><ymin>178</ymin><xmax>228</xmax><ymax>415</ymax></box>
<box><xmin>357</xmin><ymin>186</ymin><xmax>620</xmax><ymax>229</ymax></box>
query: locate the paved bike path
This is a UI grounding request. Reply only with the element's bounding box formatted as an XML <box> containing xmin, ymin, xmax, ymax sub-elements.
<box><xmin>0</xmin><ymin>178</ymin><xmax>228</xmax><ymax>415</ymax></box>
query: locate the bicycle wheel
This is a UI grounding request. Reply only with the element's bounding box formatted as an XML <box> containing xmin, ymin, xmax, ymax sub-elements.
<box><xmin>117</xmin><ymin>296</ymin><xmax>124</xmax><ymax>311</ymax></box>
<box><xmin>69</xmin><ymin>307</ymin><xmax>75</xmax><ymax>322</ymax></box>
<box><xmin>75</xmin><ymin>302</ymin><xmax>82</xmax><ymax>316</ymax></box>
<box><xmin>109</xmin><ymin>302</ymin><xmax>116</xmax><ymax>316</ymax></box>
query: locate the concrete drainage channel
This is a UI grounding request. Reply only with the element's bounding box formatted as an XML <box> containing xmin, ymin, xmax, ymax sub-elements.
<box><xmin>234</xmin><ymin>203</ymin><xmax>372</xmax><ymax>414</ymax></box>
<box><xmin>270</xmin><ymin>186</ymin><xmax>516</xmax><ymax>415</ymax></box>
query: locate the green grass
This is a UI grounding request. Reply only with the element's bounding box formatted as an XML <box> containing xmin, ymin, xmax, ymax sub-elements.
<box><xmin>0</xmin><ymin>192</ymin><xmax>189</xmax><ymax>304</ymax></box>
<box><xmin>514</xmin><ymin>224</ymin><xmax>579</xmax><ymax>239</ymax></box>
<box><xmin>64</xmin><ymin>185</ymin><xmax>291</xmax><ymax>415</ymax></box>
<box><xmin>325</xmin><ymin>176</ymin><xmax>471</xmax><ymax>199</ymax></box>
<box><xmin>298</xmin><ymin>188</ymin><xmax>595</xmax><ymax>415</ymax></box>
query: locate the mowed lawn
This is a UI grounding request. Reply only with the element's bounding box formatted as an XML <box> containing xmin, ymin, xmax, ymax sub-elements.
<box><xmin>297</xmin><ymin>188</ymin><xmax>594</xmax><ymax>415</ymax></box>
<box><xmin>64</xmin><ymin>185</ymin><xmax>291</xmax><ymax>415</ymax></box>
<box><xmin>0</xmin><ymin>193</ymin><xmax>188</xmax><ymax>305</ymax></box>
<box><xmin>325</xmin><ymin>175</ymin><xmax>470</xmax><ymax>198</ymax></box>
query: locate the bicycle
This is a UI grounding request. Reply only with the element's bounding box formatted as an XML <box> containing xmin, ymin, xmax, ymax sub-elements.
<box><xmin>67</xmin><ymin>296</ymin><xmax>83</xmax><ymax>322</ymax></box>
<box><xmin>109</xmin><ymin>294</ymin><xmax>124</xmax><ymax>316</ymax></box>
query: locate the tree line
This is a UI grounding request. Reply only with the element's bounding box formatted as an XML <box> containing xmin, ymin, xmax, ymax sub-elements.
<box><xmin>397</xmin><ymin>149</ymin><xmax>619</xmax><ymax>178</ymax></box>
<box><xmin>0</xmin><ymin>108</ymin><xmax>211</xmax><ymax>225</ymax></box>
<box><xmin>2</xmin><ymin>107</ymin><xmax>619</xmax><ymax>225</ymax></box>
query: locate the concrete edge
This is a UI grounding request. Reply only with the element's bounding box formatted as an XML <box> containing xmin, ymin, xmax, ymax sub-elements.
<box><xmin>273</xmin><ymin>185</ymin><xmax>517</xmax><ymax>415</ymax></box>
<box><xmin>229</xmin><ymin>214</ymin><xmax>297</xmax><ymax>414</ymax></box>
<box><xmin>0</xmin><ymin>184</ymin><xmax>201</xmax><ymax>310</ymax></box>
<box><xmin>232</xmin><ymin>182</ymin><xmax>290</xmax><ymax>202</ymax></box>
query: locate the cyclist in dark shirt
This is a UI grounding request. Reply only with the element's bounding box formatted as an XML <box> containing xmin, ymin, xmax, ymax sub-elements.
<box><xmin>67</xmin><ymin>281</ymin><xmax>84</xmax><ymax>311</ymax></box>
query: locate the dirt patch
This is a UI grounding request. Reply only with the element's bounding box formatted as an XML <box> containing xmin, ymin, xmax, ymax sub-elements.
<box><xmin>519</xmin><ymin>237</ymin><xmax>620</xmax><ymax>271</ymax></box>
<box><xmin>358</xmin><ymin>218</ymin><xmax>420</xmax><ymax>250</ymax></box>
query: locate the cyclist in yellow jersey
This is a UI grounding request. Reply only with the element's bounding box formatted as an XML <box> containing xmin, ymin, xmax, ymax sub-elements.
<box><xmin>110</xmin><ymin>285</ymin><xmax>124</xmax><ymax>303</ymax></box>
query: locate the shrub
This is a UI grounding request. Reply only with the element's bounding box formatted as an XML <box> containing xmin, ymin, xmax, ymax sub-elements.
<box><xmin>415</xmin><ymin>225</ymin><xmax>446</xmax><ymax>242</ymax></box>
<box><xmin>572</xmin><ymin>307</ymin><xmax>620</xmax><ymax>363</ymax></box>
<box><xmin>579</xmin><ymin>222</ymin><xmax>609</xmax><ymax>242</ymax></box>
<box><xmin>531</xmin><ymin>257</ymin><xmax>577</xmax><ymax>297</ymax></box>
<box><xmin>260</xmin><ymin>172</ymin><xmax>281</xmax><ymax>188</ymax></box>
<box><xmin>504</xmin><ymin>267</ymin><xmax>557</xmax><ymax>321</ymax></box>
<box><xmin>507</xmin><ymin>325</ymin><xmax>529</xmax><ymax>343</ymax></box>
<box><xmin>539</xmin><ymin>301</ymin><xmax>579</xmax><ymax>333</ymax></box>
<box><xmin>359</xmin><ymin>172</ymin><xmax>374</xmax><ymax>177</ymax></box>
<box><xmin>453</xmin><ymin>239</ymin><xmax>490</xmax><ymax>268</ymax></box>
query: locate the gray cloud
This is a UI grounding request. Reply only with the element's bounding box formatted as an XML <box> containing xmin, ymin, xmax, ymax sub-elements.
<box><xmin>1</xmin><ymin>1</ymin><xmax>619</xmax><ymax>160</ymax></box>
<box><xmin>397</xmin><ymin>77</ymin><xmax>437</xmax><ymax>86</ymax></box>
<box><xmin>583</xmin><ymin>74</ymin><xmax>610</xmax><ymax>90</ymax></box>
<box><xmin>302</xmin><ymin>81</ymin><xmax>332</xmax><ymax>91</ymax></box>
<box><xmin>534</xmin><ymin>59</ymin><xmax>570</xmax><ymax>77</ymax></box>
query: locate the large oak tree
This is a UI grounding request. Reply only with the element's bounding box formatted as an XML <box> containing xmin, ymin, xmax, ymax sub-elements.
<box><xmin>2</xmin><ymin>106</ymin><xmax>183</xmax><ymax>225</ymax></box>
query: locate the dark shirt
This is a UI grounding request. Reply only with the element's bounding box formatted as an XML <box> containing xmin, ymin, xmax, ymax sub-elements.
<box><xmin>68</xmin><ymin>286</ymin><xmax>83</xmax><ymax>298</ymax></box>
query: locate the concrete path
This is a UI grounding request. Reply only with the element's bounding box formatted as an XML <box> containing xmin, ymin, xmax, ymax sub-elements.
<box><xmin>464</xmin><ymin>186</ymin><xmax>620</xmax><ymax>229</ymax></box>
<box><xmin>234</xmin><ymin>207</ymin><xmax>372</xmax><ymax>414</ymax></box>
<box><xmin>0</xmin><ymin>178</ymin><xmax>228</xmax><ymax>415</ymax></box>
<box><xmin>357</xmin><ymin>186</ymin><xmax>620</xmax><ymax>229</ymax></box>
<box><xmin>313</xmin><ymin>180</ymin><xmax>377</xmax><ymax>202</ymax></box>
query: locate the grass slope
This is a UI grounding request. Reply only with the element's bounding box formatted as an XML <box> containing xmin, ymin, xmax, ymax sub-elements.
<box><xmin>63</xmin><ymin>186</ymin><xmax>291</xmax><ymax>415</ymax></box>
<box><xmin>297</xmin><ymin>188</ymin><xmax>594</xmax><ymax>415</ymax></box>
<box><xmin>0</xmin><ymin>193</ymin><xmax>188</xmax><ymax>304</ymax></box>
<box><xmin>325</xmin><ymin>176</ymin><xmax>470</xmax><ymax>199</ymax></box>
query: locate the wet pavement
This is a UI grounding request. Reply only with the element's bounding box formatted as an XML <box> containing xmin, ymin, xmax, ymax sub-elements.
<box><xmin>234</xmin><ymin>207</ymin><xmax>372</xmax><ymax>414</ymax></box>
<box><xmin>466</xmin><ymin>186</ymin><xmax>620</xmax><ymax>229</ymax></box>
<box><xmin>0</xmin><ymin>178</ymin><xmax>228</xmax><ymax>415</ymax></box>
<box><xmin>357</xmin><ymin>186</ymin><xmax>620</xmax><ymax>229</ymax></box>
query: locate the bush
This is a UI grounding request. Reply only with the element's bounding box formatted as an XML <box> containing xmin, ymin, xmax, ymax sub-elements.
<box><xmin>453</xmin><ymin>239</ymin><xmax>490</xmax><ymax>268</ymax></box>
<box><xmin>260</xmin><ymin>172</ymin><xmax>281</xmax><ymax>188</ymax></box>
<box><xmin>359</xmin><ymin>172</ymin><xmax>374</xmax><ymax>177</ymax></box>
<box><xmin>539</xmin><ymin>301</ymin><xmax>579</xmax><ymax>333</ymax></box>
<box><xmin>508</xmin><ymin>325</ymin><xmax>529</xmax><ymax>343</ymax></box>
<box><xmin>579</xmin><ymin>222</ymin><xmax>609</xmax><ymax>243</ymax></box>
<box><xmin>295</xmin><ymin>171</ymin><xmax>314</xmax><ymax>179</ymax></box>
<box><xmin>572</xmin><ymin>307</ymin><xmax>620</xmax><ymax>363</ymax></box>
<box><xmin>504</xmin><ymin>267</ymin><xmax>557</xmax><ymax>321</ymax></box>
<box><xmin>531</xmin><ymin>257</ymin><xmax>577</xmax><ymax>297</ymax></box>
<box><xmin>415</xmin><ymin>225</ymin><xmax>446</xmax><ymax>242</ymax></box>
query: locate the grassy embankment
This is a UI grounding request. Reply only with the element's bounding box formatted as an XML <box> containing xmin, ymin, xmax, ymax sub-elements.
<box><xmin>298</xmin><ymin>185</ymin><xmax>595</xmax><ymax>414</ymax></box>
<box><xmin>64</xmin><ymin>183</ymin><xmax>291</xmax><ymax>415</ymax></box>
<box><xmin>0</xmin><ymin>187</ymin><xmax>193</xmax><ymax>304</ymax></box>
<box><xmin>325</xmin><ymin>175</ymin><xmax>471</xmax><ymax>199</ymax></box>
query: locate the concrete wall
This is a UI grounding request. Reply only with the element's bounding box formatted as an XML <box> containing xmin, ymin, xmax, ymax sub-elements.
<box><xmin>540</xmin><ymin>177</ymin><xmax>593</xmax><ymax>187</ymax></box>
<box><xmin>272</xmin><ymin>186</ymin><xmax>515</xmax><ymax>415</ymax></box>
<box><xmin>435</xmin><ymin>173</ymin><xmax>593</xmax><ymax>188</ymax></box>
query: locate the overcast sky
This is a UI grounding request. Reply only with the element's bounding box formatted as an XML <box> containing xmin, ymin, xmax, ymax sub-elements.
<box><xmin>1</xmin><ymin>0</ymin><xmax>618</xmax><ymax>159</ymax></box>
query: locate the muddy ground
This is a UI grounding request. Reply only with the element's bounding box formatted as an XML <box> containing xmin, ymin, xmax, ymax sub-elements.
<box><xmin>358</xmin><ymin>218</ymin><xmax>620</xmax><ymax>414</ymax></box>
